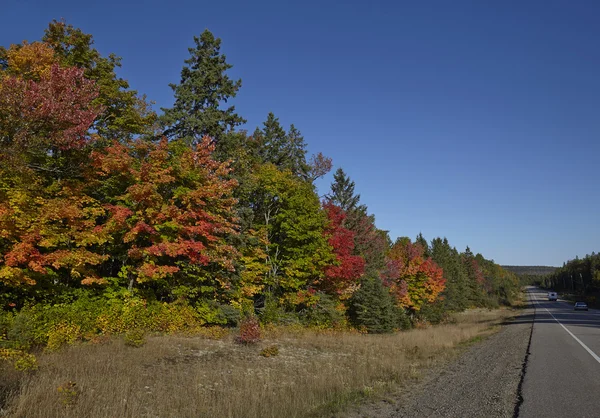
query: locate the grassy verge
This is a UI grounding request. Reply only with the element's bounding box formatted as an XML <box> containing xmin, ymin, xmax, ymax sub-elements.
<box><xmin>1</xmin><ymin>308</ymin><xmax>515</xmax><ymax>418</ymax></box>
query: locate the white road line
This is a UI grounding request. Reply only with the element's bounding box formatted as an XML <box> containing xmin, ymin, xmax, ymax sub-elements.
<box><xmin>531</xmin><ymin>292</ymin><xmax>600</xmax><ymax>365</ymax></box>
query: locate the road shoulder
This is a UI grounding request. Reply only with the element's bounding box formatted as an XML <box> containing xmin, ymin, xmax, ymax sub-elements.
<box><xmin>341</xmin><ymin>307</ymin><xmax>534</xmax><ymax>418</ymax></box>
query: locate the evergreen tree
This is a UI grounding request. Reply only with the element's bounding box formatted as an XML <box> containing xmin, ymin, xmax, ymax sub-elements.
<box><xmin>255</xmin><ymin>112</ymin><xmax>287</xmax><ymax>165</ymax></box>
<box><xmin>431</xmin><ymin>238</ymin><xmax>469</xmax><ymax>311</ymax></box>
<box><xmin>282</xmin><ymin>124</ymin><xmax>309</xmax><ymax>177</ymax></box>
<box><xmin>415</xmin><ymin>232</ymin><xmax>430</xmax><ymax>258</ymax></box>
<box><xmin>327</xmin><ymin>168</ymin><xmax>361</xmax><ymax>212</ymax></box>
<box><xmin>160</xmin><ymin>29</ymin><xmax>245</xmax><ymax>146</ymax></box>
<box><xmin>347</xmin><ymin>273</ymin><xmax>402</xmax><ymax>333</ymax></box>
<box><xmin>254</xmin><ymin>113</ymin><xmax>309</xmax><ymax>177</ymax></box>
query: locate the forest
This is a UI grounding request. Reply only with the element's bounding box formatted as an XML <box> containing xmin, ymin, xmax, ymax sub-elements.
<box><xmin>540</xmin><ymin>253</ymin><xmax>600</xmax><ymax>305</ymax></box>
<box><xmin>0</xmin><ymin>21</ymin><xmax>521</xmax><ymax>366</ymax></box>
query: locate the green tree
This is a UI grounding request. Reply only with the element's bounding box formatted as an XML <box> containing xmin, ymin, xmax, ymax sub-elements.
<box><xmin>160</xmin><ymin>29</ymin><xmax>245</xmax><ymax>147</ymax></box>
<box><xmin>246</xmin><ymin>164</ymin><xmax>334</xmax><ymax>306</ymax></box>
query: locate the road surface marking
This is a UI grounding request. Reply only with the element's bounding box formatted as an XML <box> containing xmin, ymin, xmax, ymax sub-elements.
<box><xmin>531</xmin><ymin>292</ymin><xmax>600</xmax><ymax>365</ymax></box>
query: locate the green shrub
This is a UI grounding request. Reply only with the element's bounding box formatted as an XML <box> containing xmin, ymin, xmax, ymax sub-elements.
<box><xmin>124</xmin><ymin>329</ymin><xmax>146</xmax><ymax>347</ymax></box>
<box><xmin>415</xmin><ymin>300</ymin><xmax>448</xmax><ymax>325</ymax></box>
<box><xmin>259</xmin><ymin>293</ymin><xmax>300</xmax><ymax>325</ymax></box>
<box><xmin>298</xmin><ymin>293</ymin><xmax>345</xmax><ymax>328</ymax></box>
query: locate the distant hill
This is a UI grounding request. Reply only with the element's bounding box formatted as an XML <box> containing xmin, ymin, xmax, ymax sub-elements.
<box><xmin>502</xmin><ymin>265</ymin><xmax>558</xmax><ymax>276</ymax></box>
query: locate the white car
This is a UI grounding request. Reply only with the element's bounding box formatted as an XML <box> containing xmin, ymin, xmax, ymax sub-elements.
<box><xmin>548</xmin><ymin>292</ymin><xmax>557</xmax><ymax>301</ymax></box>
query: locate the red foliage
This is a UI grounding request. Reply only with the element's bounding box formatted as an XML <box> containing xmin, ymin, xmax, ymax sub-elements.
<box><xmin>236</xmin><ymin>316</ymin><xmax>261</xmax><ymax>344</ymax></box>
<box><xmin>320</xmin><ymin>203</ymin><xmax>365</xmax><ymax>295</ymax></box>
<box><xmin>91</xmin><ymin>136</ymin><xmax>239</xmax><ymax>285</ymax></box>
<box><xmin>0</xmin><ymin>64</ymin><xmax>101</xmax><ymax>152</ymax></box>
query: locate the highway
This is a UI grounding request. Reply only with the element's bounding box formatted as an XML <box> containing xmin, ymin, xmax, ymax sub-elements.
<box><xmin>519</xmin><ymin>287</ymin><xmax>600</xmax><ymax>418</ymax></box>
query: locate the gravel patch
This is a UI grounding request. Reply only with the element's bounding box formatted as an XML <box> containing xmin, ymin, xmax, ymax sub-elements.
<box><xmin>341</xmin><ymin>309</ymin><xmax>534</xmax><ymax>418</ymax></box>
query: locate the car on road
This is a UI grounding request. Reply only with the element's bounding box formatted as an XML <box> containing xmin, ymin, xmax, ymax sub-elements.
<box><xmin>548</xmin><ymin>292</ymin><xmax>558</xmax><ymax>301</ymax></box>
<box><xmin>574</xmin><ymin>301</ymin><xmax>588</xmax><ymax>311</ymax></box>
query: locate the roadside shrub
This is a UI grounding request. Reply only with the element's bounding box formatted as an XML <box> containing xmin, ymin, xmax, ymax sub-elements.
<box><xmin>259</xmin><ymin>345</ymin><xmax>279</xmax><ymax>357</ymax></box>
<box><xmin>236</xmin><ymin>316</ymin><xmax>261</xmax><ymax>344</ymax></box>
<box><xmin>0</xmin><ymin>348</ymin><xmax>38</xmax><ymax>371</ymax></box>
<box><xmin>46</xmin><ymin>322</ymin><xmax>82</xmax><ymax>352</ymax></box>
<box><xmin>124</xmin><ymin>329</ymin><xmax>146</xmax><ymax>347</ymax></box>
<box><xmin>297</xmin><ymin>293</ymin><xmax>345</xmax><ymax>328</ymax></box>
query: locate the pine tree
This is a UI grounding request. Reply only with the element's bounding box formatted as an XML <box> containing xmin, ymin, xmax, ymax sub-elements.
<box><xmin>160</xmin><ymin>29</ymin><xmax>245</xmax><ymax>146</ymax></box>
<box><xmin>431</xmin><ymin>237</ymin><xmax>469</xmax><ymax>311</ymax></box>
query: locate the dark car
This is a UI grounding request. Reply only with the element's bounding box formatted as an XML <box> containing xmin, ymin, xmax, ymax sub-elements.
<box><xmin>574</xmin><ymin>301</ymin><xmax>588</xmax><ymax>311</ymax></box>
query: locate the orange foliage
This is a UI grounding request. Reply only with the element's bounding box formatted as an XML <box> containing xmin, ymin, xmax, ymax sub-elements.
<box><xmin>383</xmin><ymin>239</ymin><xmax>445</xmax><ymax>311</ymax></box>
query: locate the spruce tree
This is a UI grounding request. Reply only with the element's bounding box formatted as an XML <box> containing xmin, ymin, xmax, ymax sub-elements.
<box><xmin>327</xmin><ymin>168</ymin><xmax>361</xmax><ymax>212</ymax></box>
<box><xmin>347</xmin><ymin>274</ymin><xmax>399</xmax><ymax>333</ymax></box>
<box><xmin>254</xmin><ymin>113</ymin><xmax>309</xmax><ymax>177</ymax></box>
<box><xmin>160</xmin><ymin>29</ymin><xmax>245</xmax><ymax>145</ymax></box>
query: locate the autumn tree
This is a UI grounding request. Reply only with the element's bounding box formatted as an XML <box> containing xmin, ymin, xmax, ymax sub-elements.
<box><xmin>90</xmin><ymin>136</ymin><xmax>239</xmax><ymax>298</ymax></box>
<box><xmin>160</xmin><ymin>29</ymin><xmax>245</xmax><ymax>148</ymax></box>
<box><xmin>42</xmin><ymin>20</ymin><xmax>156</xmax><ymax>139</ymax></box>
<box><xmin>319</xmin><ymin>203</ymin><xmax>365</xmax><ymax>296</ymax></box>
<box><xmin>0</xmin><ymin>60</ymin><xmax>107</xmax><ymax>289</ymax></box>
<box><xmin>326</xmin><ymin>168</ymin><xmax>388</xmax><ymax>274</ymax></box>
<box><xmin>383</xmin><ymin>238</ymin><xmax>445</xmax><ymax>311</ymax></box>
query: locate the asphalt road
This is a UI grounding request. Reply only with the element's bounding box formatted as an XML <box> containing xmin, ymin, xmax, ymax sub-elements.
<box><xmin>520</xmin><ymin>286</ymin><xmax>600</xmax><ymax>418</ymax></box>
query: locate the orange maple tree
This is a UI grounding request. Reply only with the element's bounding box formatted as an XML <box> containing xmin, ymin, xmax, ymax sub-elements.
<box><xmin>382</xmin><ymin>238</ymin><xmax>445</xmax><ymax>311</ymax></box>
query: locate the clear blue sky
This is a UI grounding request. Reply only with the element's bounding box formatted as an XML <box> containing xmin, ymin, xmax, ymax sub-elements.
<box><xmin>3</xmin><ymin>0</ymin><xmax>599</xmax><ymax>266</ymax></box>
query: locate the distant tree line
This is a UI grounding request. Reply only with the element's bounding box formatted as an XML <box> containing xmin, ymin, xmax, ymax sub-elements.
<box><xmin>541</xmin><ymin>254</ymin><xmax>600</xmax><ymax>298</ymax></box>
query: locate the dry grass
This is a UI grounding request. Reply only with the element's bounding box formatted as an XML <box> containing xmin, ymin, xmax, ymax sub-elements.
<box><xmin>0</xmin><ymin>308</ymin><xmax>514</xmax><ymax>418</ymax></box>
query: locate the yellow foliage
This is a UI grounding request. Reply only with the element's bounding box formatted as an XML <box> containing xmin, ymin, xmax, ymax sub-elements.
<box><xmin>6</xmin><ymin>41</ymin><xmax>56</xmax><ymax>80</ymax></box>
<box><xmin>0</xmin><ymin>348</ymin><xmax>38</xmax><ymax>371</ymax></box>
<box><xmin>46</xmin><ymin>322</ymin><xmax>82</xmax><ymax>351</ymax></box>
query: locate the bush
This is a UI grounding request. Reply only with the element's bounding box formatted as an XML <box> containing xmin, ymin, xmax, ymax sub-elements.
<box><xmin>46</xmin><ymin>322</ymin><xmax>82</xmax><ymax>351</ymax></box>
<box><xmin>0</xmin><ymin>348</ymin><xmax>38</xmax><ymax>371</ymax></box>
<box><xmin>124</xmin><ymin>329</ymin><xmax>146</xmax><ymax>347</ymax></box>
<box><xmin>259</xmin><ymin>345</ymin><xmax>279</xmax><ymax>357</ymax></box>
<box><xmin>258</xmin><ymin>293</ymin><xmax>300</xmax><ymax>325</ymax></box>
<box><xmin>415</xmin><ymin>300</ymin><xmax>448</xmax><ymax>325</ymax></box>
<box><xmin>297</xmin><ymin>293</ymin><xmax>345</xmax><ymax>328</ymax></box>
<box><xmin>236</xmin><ymin>316</ymin><xmax>261</xmax><ymax>344</ymax></box>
